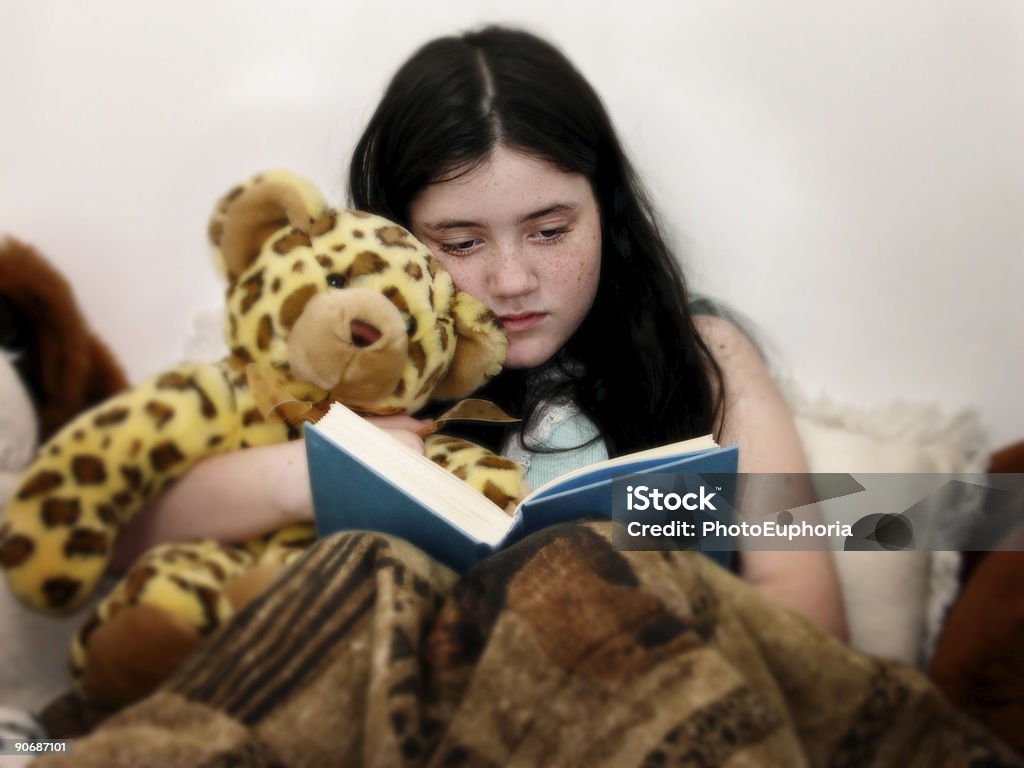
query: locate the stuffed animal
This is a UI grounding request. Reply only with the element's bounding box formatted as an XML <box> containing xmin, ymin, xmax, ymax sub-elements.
<box><xmin>0</xmin><ymin>171</ymin><xmax>525</xmax><ymax>705</ymax></box>
<box><xmin>1</xmin><ymin>239</ymin><xmax>128</xmax><ymax>716</ymax></box>
<box><xmin>0</xmin><ymin>239</ymin><xmax>129</xmax><ymax>445</ymax></box>
<box><xmin>2</xmin><ymin>238</ymin><xmax>129</xmax><ymax>511</ymax></box>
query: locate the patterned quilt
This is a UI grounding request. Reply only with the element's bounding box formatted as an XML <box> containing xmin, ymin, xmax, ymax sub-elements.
<box><xmin>33</xmin><ymin>521</ymin><xmax>1021</xmax><ymax>767</ymax></box>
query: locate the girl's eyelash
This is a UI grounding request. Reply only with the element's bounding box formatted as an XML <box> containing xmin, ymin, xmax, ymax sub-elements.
<box><xmin>438</xmin><ymin>240</ymin><xmax>479</xmax><ymax>255</ymax></box>
<box><xmin>534</xmin><ymin>226</ymin><xmax>570</xmax><ymax>243</ymax></box>
<box><xmin>436</xmin><ymin>227</ymin><xmax>570</xmax><ymax>254</ymax></box>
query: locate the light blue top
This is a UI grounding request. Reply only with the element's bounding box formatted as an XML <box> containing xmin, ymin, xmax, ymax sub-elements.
<box><xmin>502</xmin><ymin>399</ymin><xmax>609</xmax><ymax>492</ymax></box>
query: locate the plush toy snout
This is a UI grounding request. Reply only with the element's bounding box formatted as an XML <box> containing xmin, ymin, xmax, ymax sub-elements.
<box><xmin>287</xmin><ymin>287</ymin><xmax>410</xmax><ymax>409</ymax></box>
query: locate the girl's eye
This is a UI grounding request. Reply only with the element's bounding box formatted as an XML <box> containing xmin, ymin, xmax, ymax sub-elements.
<box><xmin>438</xmin><ymin>239</ymin><xmax>480</xmax><ymax>255</ymax></box>
<box><xmin>533</xmin><ymin>227</ymin><xmax>569</xmax><ymax>243</ymax></box>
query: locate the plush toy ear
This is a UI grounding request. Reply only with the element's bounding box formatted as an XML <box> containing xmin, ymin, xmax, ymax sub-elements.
<box><xmin>432</xmin><ymin>289</ymin><xmax>508</xmax><ymax>401</ymax></box>
<box><xmin>208</xmin><ymin>171</ymin><xmax>328</xmax><ymax>281</ymax></box>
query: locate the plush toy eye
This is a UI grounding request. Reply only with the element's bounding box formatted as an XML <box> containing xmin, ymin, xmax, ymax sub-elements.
<box><xmin>405</xmin><ymin>314</ymin><xmax>417</xmax><ymax>336</ymax></box>
<box><xmin>326</xmin><ymin>273</ymin><xmax>346</xmax><ymax>289</ymax></box>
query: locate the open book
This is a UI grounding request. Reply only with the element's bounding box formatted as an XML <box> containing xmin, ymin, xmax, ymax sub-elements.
<box><xmin>305</xmin><ymin>403</ymin><xmax>739</xmax><ymax>572</ymax></box>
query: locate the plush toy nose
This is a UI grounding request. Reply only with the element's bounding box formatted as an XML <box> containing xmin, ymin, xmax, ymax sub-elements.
<box><xmin>350</xmin><ymin>319</ymin><xmax>383</xmax><ymax>349</ymax></box>
<box><xmin>287</xmin><ymin>287</ymin><xmax>408</xmax><ymax>405</ymax></box>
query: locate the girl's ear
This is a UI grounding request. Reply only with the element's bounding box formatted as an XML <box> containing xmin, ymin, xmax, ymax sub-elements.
<box><xmin>433</xmin><ymin>290</ymin><xmax>508</xmax><ymax>400</ymax></box>
<box><xmin>208</xmin><ymin>171</ymin><xmax>328</xmax><ymax>281</ymax></box>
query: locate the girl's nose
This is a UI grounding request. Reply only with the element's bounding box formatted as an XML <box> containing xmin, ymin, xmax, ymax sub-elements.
<box><xmin>487</xmin><ymin>245</ymin><xmax>536</xmax><ymax>298</ymax></box>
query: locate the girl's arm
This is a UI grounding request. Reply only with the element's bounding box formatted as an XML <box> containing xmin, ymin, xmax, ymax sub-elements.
<box><xmin>110</xmin><ymin>415</ymin><xmax>427</xmax><ymax>572</ymax></box>
<box><xmin>695</xmin><ymin>315</ymin><xmax>849</xmax><ymax>641</ymax></box>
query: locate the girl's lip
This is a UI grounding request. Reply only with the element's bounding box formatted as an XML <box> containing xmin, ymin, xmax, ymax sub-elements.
<box><xmin>499</xmin><ymin>312</ymin><xmax>546</xmax><ymax>332</ymax></box>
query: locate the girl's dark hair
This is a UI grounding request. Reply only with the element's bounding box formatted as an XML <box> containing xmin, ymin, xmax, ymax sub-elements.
<box><xmin>349</xmin><ymin>25</ymin><xmax>724</xmax><ymax>457</ymax></box>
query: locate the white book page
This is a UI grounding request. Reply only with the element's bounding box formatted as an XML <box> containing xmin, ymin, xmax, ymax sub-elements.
<box><xmin>313</xmin><ymin>403</ymin><xmax>511</xmax><ymax>543</ymax></box>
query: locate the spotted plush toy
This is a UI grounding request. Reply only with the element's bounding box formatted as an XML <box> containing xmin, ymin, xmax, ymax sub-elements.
<box><xmin>0</xmin><ymin>171</ymin><xmax>524</xmax><ymax>705</ymax></box>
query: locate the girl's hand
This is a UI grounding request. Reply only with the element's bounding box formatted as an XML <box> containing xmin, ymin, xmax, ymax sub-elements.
<box><xmin>361</xmin><ymin>414</ymin><xmax>432</xmax><ymax>453</ymax></box>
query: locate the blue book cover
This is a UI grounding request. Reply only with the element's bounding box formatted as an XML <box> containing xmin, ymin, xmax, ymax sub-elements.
<box><xmin>306</xmin><ymin>403</ymin><xmax>738</xmax><ymax>573</ymax></box>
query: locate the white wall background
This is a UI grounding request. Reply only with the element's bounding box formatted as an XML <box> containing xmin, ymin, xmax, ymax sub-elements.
<box><xmin>2</xmin><ymin>0</ymin><xmax>1021</xmax><ymax>447</ymax></box>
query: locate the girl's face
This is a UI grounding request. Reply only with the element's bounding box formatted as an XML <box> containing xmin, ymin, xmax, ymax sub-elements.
<box><xmin>409</xmin><ymin>146</ymin><xmax>602</xmax><ymax>370</ymax></box>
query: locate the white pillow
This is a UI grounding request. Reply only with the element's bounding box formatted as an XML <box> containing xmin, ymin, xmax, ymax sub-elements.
<box><xmin>784</xmin><ymin>385</ymin><xmax>988</xmax><ymax>665</ymax></box>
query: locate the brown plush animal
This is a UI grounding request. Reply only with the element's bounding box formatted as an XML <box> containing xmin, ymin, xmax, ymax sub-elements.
<box><xmin>0</xmin><ymin>239</ymin><xmax>128</xmax><ymax>443</ymax></box>
<box><xmin>929</xmin><ymin>439</ymin><xmax>1024</xmax><ymax>755</ymax></box>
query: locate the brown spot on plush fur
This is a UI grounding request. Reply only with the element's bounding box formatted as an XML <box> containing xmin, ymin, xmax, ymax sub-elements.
<box><xmin>43</xmin><ymin>577</ymin><xmax>82</xmax><ymax>609</ymax></box>
<box><xmin>207</xmin><ymin>218</ymin><xmax>224</xmax><ymax>248</ymax></box>
<box><xmin>482</xmin><ymin>480</ymin><xmax>515</xmax><ymax>510</ymax></box>
<box><xmin>97</xmin><ymin>504</ymin><xmax>119</xmax><ymax>526</ymax></box>
<box><xmin>404</xmin><ymin>262</ymin><xmax>424</xmax><ymax>281</ymax></box>
<box><xmin>272</xmin><ymin>230</ymin><xmax>312</xmax><ymax>255</ymax></box>
<box><xmin>42</xmin><ymin>498</ymin><xmax>81</xmax><ymax>527</ymax></box>
<box><xmin>426</xmin><ymin>255</ymin><xmax>442</xmax><ymax>280</ymax></box>
<box><xmin>0</xmin><ymin>534</ymin><xmax>34</xmax><ymax>568</ymax></box>
<box><xmin>71</xmin><ymin>456</ymin><xmax>107</xmax><ymax>485</ymax></box>
<box><xmin>123</xmin><ymin>565</ymin><xmax>158</xmax><ymax>603</ymax></box>
<box><xmin>17</xmin><ymin>470</ymin><xmax>64</xmax><ymax>499</ymax></box>
<box><xmin>144</xmin><ymin>402</ymin><xmax>174</xmax><ymax>430</ymax></box>
<box><xmin>93</xmin><ymin>407</ymin><xmax>130</xmax><ymax>427</ymax></box>
<box><xmin>383</xmin><ymin>286</ymin><xmax>409</xmax><ymax>312</ymax></box>
<box><xmin>64</xmin><ymin>529</ymin><xmax>109</xmax><ymax>557</ymax></box>
<box><xmin>120</xmin><ymin>466</ymin><xmax>142</xmax><ymax>491</ymax></box>
<box><xmin>476</xmin><ymin>455</ymin><xmax>519</xmax><ymax>471</ymax></box>
<box><xmin>375</xmin><ymin>225</ymin><xmax>416</xmax><ymax>249</ymax></box>
<box><xmin>315</xmin><ymin>254</ymin><xmax>334</xmax><ymax>269</ymax></box>
<box><xmin>347</xmin><ymin>251</ymin><xmax>389</xmax><ymax>279</ymax></box>
<box><xmin>429</xmin><ymin>436</ymin><xmax>462</xmax><ymax>448</ymax></box>
<box><xmin>257</xmin><ymin>314</ymin><xmax>274</xmax><ymax>352</ymax></box>
<box><xmin>408</xmin><ymin>341</ymin><xmax>427</xmax><ymax>376</ymax></box>
<box><xmin>310</xmin><ymin>210</ymin><xmax>337</xmax><ymax>237</ymax></box>
<box><xmin>156</xmin><ymin>372</ymin><xmax>189</xmax><ymax>391</ymax></box>
<box><xmin>149</xmin><ymin>442</ymin><xmax>185</xmax><ymax>473</ymax></box>
<box><xmin>239</xmin><ymin>270</ymin><xmax>265</xmax><ymax>314</ymax></box>
<box><xmin>415</xmin><ymin>366</ymin><xmax>444</xmax><ymax>400</ymax></box>
<box><xmin>222</xmin><ymin>185</ymin><xmax>245</xmax><ymax>206</ymax></box>
<box><xmin>242</xmin><ymin>408</ymin><xmax>263</xmax><ymax>427</ymax></box>
<box><xmin>279</xmin><ymin>284</ymin><xmax>317</xmax><ymax>330</ymax></box>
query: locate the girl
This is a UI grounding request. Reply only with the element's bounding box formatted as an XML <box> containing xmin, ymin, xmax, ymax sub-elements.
<box><xmin>115</xmin><ymin>26</ymin><xmax>846</xmax><ymax>639</ymax></box>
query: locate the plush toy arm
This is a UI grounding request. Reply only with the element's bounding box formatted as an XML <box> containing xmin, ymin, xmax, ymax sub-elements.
<box><xmin>424</xmin><ymin>435</ymin><xmax>526</xmax><ymax>512</ymax></box>
<box><xmin>0</xmin><ymin>361</ymin><xmax>257</xmax><ymax>614</ymax></box>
